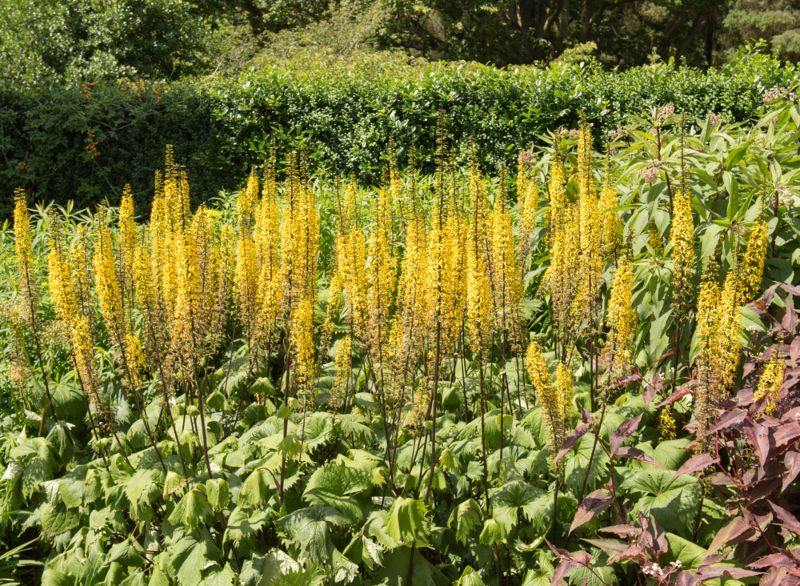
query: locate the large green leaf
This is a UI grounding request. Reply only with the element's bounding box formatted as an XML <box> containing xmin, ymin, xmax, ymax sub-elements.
<box><xmin>621</xmin><ymin>470</ymin><xmax>700</xmax><ymax>537</ymax></box>
<box><xmin>276</xmin><ymin>506</ymin><xmax>349</xmax><ymax>565</ymax></box>
<box><xmin>491</xmin><ymin>481</ymin><xmax>547</xmax><ymax>535</ymax></box>
<box><xmin>168</xmin><ymin>487</ymin><xmax>213</xmax><ymax>531</ymax></box>
<box><xmin>385</xmin><ymin>497</ymin><xmax>428</xmax><ymax>549</ymax></box>
<box><xmin>447</xmin><ymin>498</ymin><xmax>483</xmax><ymax>545</ymax></box>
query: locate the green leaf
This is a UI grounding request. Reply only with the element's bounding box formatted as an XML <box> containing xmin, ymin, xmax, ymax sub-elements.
<box><xmin>125</xmin><ymin>468</ymin><xmax>161</xmax><ymax>522</ymax></box>
<box><xmin>168</xmin><ymin>487</ymin><xmax>213</xmax><ymax>531</ymax></box>
<box><xmin>455</xmin><ymin>566</ymin><xmax>486</xmax><ymax>586</ymax></box>
<box><xmin>238</xmin><ymin>468</ymin><xmax>273</xmax><ymax>508</ymax></box>
<box><xmin>479</xmin><ymin>518</ymin><xmax>507</xmax><ymax>545</ymax></box>
<box><xmin>277</xmin><ymin>506</ymin><xmax>348</xmax><ymax>565</ymax></box>
<box><xmin>304</xmin><ymin>462</ymin><xmax>370</xmax><ymax>497</ymax></box>
<box><xmin>621</xmin><ymin>470</ymin><xmax>700</xmax><ymax>537</ymax></box>
<box><xmin>206</xmin><ymin>478</ymin><xmax>231</xmax><ymax>512</ymax></box>
<box><xmin>491</xmin><ymin>480</ymin><xmax>546</xmax><ymax>534</ymax></box>
<box><xmin>448</xmin><ymin>499</ymin><xmax>483</xmax><ymax>545</ymax></box>
<box><xmin>385</xmin><ymin>497</ymin><xmax>428</xmax><ymax>549</ymax></box>
<box><xmin>665</xmin><ymin>532</ymin><xmax>707</xmax><ymax>569</ymax></box>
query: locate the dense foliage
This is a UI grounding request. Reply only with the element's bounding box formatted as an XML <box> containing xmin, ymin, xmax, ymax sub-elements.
<box><xmin>3</xmin><ymin>0</ymin><xmax>800</xmax><ymax>83</ymax></box>
<box><xmin>1</xmin><ymin>48</ymin><xmax>795</xmax><ymax>219</ymax></box>
<box><xmin>1</xmin><ymin>93</ymin><xmax>799</xmax><ymax>584</ymax></box>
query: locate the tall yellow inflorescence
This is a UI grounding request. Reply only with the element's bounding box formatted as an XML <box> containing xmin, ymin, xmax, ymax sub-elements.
<box><xmin>525</xmin><ymin>341</ymin><xmax>568</xmax><ymax>454</ymax></box>
<box><xmin>548</xmin><ymin>158</ymin><xmax>566</xmax><ymax>235</ymax></box>
<box><xmin>466</xmin><ymin>244</ymin><xmax>493</xmax><ymax>355</ymax></box>
<box><xmin>753</xmin><ymin>355</ymin><xmax>783</xmax><ymax>416</ymax></box>
<box><xmin>256</xmin><ymin>159</ymin><xmax>281</xmax><ymax>324</ymax></box>
<box><xmin>555</xmin><ymin>362</ymin><xmax>573</xmax><ymax>425</ymax></box>
<box><xmin>119</xmin><ymin>184</ymin><xmax>137</xmax><ymax>304</ymax></box>
<box><xmin>712</xmin><ymin>272</ymin><xmax>743</xmax><ymax>398</ymax></box>
<box><xmin>71</xmin><ymin>224</ymin><xmax>93</xmax><ymax>320</ymax></box>
<box><xmin>292</xmin><ymin>295</ymin><xmax>316</xmax><ymax>400</ymax></box>
<box><xmin>599</xmin><ymin>181</ymin><xmax>622</xmax><ymax>257</ymax></box>
<box><xmin>238</xmin><ymin>168</ymin><xmax>260</xmax><ymax>230</ymax></box>
<box><xmin>331</xmin><ymin>335</ymin><xmax>352</xmax><ymax>411</ymax></box>
<box><xmin>517</xmin><ymin>157</ymin><xmax>538</xmax><ymax>258</ymax></box>
<box><xmin>94</xmin><ymin>211</ymin><xmax>126</xmax><ymax>342</ymax></box>
<box><xmin>694</xmin><ymin>264</ymin><xmax>743</xmax><ymax>431</ymax></box>
<box><xmin>605</xmin><ymin>256</ymin><xmax>637</xmax><ymax>372</ymax></box>
<box><xmin>49</xmin><ymin>226</ymin><xmax>103</xmax><ymax>414</ymax></box>
<box><xmin>669</xmin><ymin>189</ymin><xmax>695</xmax><ymax>306</ymax></box>
<box><xmin>235</xmin><ymin>230</ymin><xmax>259</xmax><ymax>335</ymax></box>
<box><xmin>171</xmin><ymin>220</ymin><xmax>202</xmax><ymax>379</ymax></box>
<box><xmin>13</xmin><ymin>189</ymin><xmax>35</xmax><ymax>321</ymax></box>
<box><xmin>737</xmin><ymin>221</ymin><xmax>768</xmax><ymax>305</ymax></box>
<box><xmin>366</xmin><ymin>187</ymin><xmax>397</xmax><ymax>356</ymax></box>
<box><xmin>390</xmin><ymin>214</ymin><xmax>429</xmax><ymax>381</ymax></box>
<box><xmin>572</xmin><ymin>125</ymin><xmax>602</xmax><ymax>331</ymax></box>
<box><xmin>490</xmin><ymin>197</ymin><xmax>524</xmax><ymax>343</ymax></box>
<box><xmin>549</xmin><ymin>203</ymin><xmax>581</xmax><ymax>345</ymax></box>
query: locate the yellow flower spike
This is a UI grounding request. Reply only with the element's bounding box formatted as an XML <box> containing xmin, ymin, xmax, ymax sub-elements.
<box><xmin>738</xmin><ymin>221</ymin><xmax>769</xmax><ymax>305</ymax></box>
<box><xmin>13</xmin><ymin>189</ymin><xmax>35</xmax><ymax>321</ymax></box>
<box><xmin>754</xmin><ymin>355</ymin><xmax>784</xmax><ymax>416</ymax></box>
<box><xmin>119</xmin><ymin>184</ymin><xmax>137</xmax><ymax>301</ymax></box>
<box><xmin>331</xmin><ymin>335</ymin><xmax>352</xmax><ymax>411</ymax></box>
<box><xmin>291</xmin><ymin>295</ymin><xmax>316</xmax><ymax>400</ymax></box>
<box><xmin>599</xmin><ymin>182</ymin><xmax>622</xmax><ymax>257</ymax></box>
<box><xmin>94</xmin><ymin>210</ymin><xmax>126</xmax><ymax>342</ymax></box>
<box><xmin>669</xmin><ymin>189</ymin><xmax>695</xmax><ymax>305</ymax></box>
<box><xmin>235</xmin><ymin>231</ymin><xmax>259</xmax><ymax>335</ymax></box>
<box><xmin>605</xmin><ymin>256</ymin><xmax>637</xmax><ymax>373</ymax></box>
<box><xmin>366</xmin><ymin>187</ymin><xmax>397</xmax><ymax>355</ymax></box>
<box><xmin>525</xmin><ymin>341</ymin><xmax>564</xmax><ymax>452</ymax></box>
<box><xmin>658</xmin><ymin>406</ymin><xmax>677</xmax><ymax>440</ymax></box>
<box><xmin>555</xmin><ymin>362</ymin><xmax>573</xmax><ymax>424</ymax></box>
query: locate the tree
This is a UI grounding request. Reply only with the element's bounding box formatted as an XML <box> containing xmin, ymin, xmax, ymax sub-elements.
<box><xmin>723</xmin><ymin>0</ymin><xmax>800</xmax><ymax>59</ymax></box>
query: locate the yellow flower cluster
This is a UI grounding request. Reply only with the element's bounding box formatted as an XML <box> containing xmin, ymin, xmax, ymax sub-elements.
<box><xmin>119</xmin><ymin>184</ymin><xmax>137</xmax><ymax>304</ymax></box>
<box><xmin>525</xmin><ymin>341</ymin><xmax>571</xmax><ymax>453</ymax></box>
<box><xmin>366</xmin><ymin>187</ymin><xmax>397</xmax><ymax>357</ymax></box>
<box><xmin>331</xmin><ymin>335</ymin><xmax>352</xmax><ymax>410</ymax></box>
<box><xmin>737</xmin><ymin>221</ymin><xmax>769</xmax><ymax>305</ymax></box>
<box><xmin>669</xmin><ymin>189</ymin><xmax>695</xmax><ymax>306</ymax></box>
<box><xmin>694</xmin><ymin>258</ymin><xmax>744</xmax><ymax>431</ymax></box>
<box><xmin>753</xmin><ymin>355</ymin><xmax>783</xmax><ymax>416</ymax></box>
<box><xmin>599</xmin><ymin>182</ymin><xmax>622</xmax><ymax>256</ymax></box>
<box><xmin>658</xmin><ymin>406</ymin><xmax>677</xmax><ymax>440</ymax></box>
<box><xmin>47</xmin><ymin>228</ymin><xmax>104</xmax><ymax>417</ymax></box>
<box><xmin>517</xmin><ymin>159</ymin><xmax>538</xmax><ymax>258</ymax></box>
<box><xmin>13</xmin><ymin>189</ymin><xmax>35</xmax><ymax>321</ymax></box>
<box><xmin>605</xmin><ymin>256</ymin><xmax>637</xmax><ymax>372</ymax></box>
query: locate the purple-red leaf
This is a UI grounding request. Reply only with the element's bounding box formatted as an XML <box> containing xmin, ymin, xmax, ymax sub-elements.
<box><xmin>768</xmin><ymin>501</ymin><xmax>800</xmax><ymax>536</ymax></box>
<box><xmin>598</xmin><ymin>524</ymin><xmax>637</xmax><ymax>537</ymax></box>
<box><xmin>749</xmin><ymin>551</ymin><xmax>800</xmax><ymax>569</ymax></box>
<box><xmin>610</xmin><ymin>414</ymin><xmax>643</xmax><ymax>456</ymax></box>
<box><xmin>746</xmin><ymin>420</ymin><xmax>774</xmax><ymax>468</ymax></box>
<box><xmin>658</xmin><ymin>383</ymin><xmax>695</xmax><ymax>407</ymax></box>
<box><xmin>555</xmin><ymin>425</ymin><xmax>590</xmax><ymax>463</ymax></box>
<box><xmin>775</xmin><ymin>423</ymin><xmax>800</xmax><ymax>449</ymax></box>
<box><xmin>569</xmin><ymin>489</ymin><xmax>613</xmax><ymax>534</ymax></box>
<box><xmin>677</xmin><ymin>454</ymin><xmax>718</xmax><ymax>476</ymax></box>
<box><xmin>707</xmin><ymin>409</ymin><xmax>748</xmax><ymax>434</ymax></box>
<box><xmin>784</xmin><ymin>452</ymin><xmax>800</xmax><ymax>493</ymax></box>
<box><xmin>708</xmin><ymin>516</ymin><xmax>754</xmax><ymax>553</ymax></box>
<box><xmin>643</xmin><ymin>373</ymin><xmax>663</xmax><ymax>406</ymax></box>
<box><xmin>615</xmin><ymin>446</ymin><xmax>658</xmax><ymax>465</ymax></box>
<box><xmin>696</xmin><ymin>566</ymin><xmax>760</xmax><ymax>580</ymax></box>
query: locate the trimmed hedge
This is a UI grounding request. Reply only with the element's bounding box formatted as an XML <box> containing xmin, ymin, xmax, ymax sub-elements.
<box><xmin>1</xmin><ymin>52</ymin><xmax>795</xmax><ymax>217</ymax></box>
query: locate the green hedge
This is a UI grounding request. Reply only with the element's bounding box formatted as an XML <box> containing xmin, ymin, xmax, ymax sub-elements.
<box><xmin>1</xmin><ymin>51</ymin><xmax>795</xmax><ymax>217</ymax></box>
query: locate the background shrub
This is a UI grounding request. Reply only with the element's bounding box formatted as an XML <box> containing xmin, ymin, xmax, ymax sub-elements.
<box><xmin>1</xmin><ymin>49</ymin><xmax>795</xmax><ymax>217</ymax></box>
